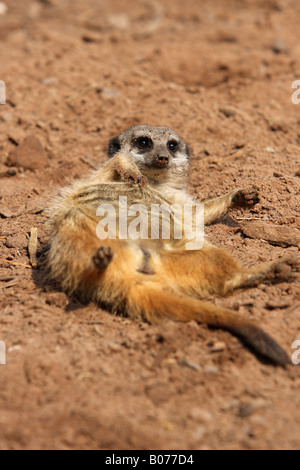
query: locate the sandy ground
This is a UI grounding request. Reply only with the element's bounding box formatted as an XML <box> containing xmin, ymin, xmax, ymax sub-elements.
<box><xmin>0</xmin><ymin>0</ymin><xmax>300</xmax><ymax>450</ymax></box>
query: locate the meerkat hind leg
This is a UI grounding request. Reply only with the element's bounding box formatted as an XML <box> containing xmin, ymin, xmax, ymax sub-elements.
<box><xmin>93</xmin><ymin>246</ymin><xmax>114</xmax><ymax>273</ymax></box>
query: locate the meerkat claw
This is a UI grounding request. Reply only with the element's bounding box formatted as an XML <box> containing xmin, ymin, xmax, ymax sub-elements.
<box><xmin>232</xmin><ymin>188</ymin><xmax>260</xmax><ymax>207</ymax></box>
<box><xmin>243</xmin><ymin>254</ymin><xmax>300</xmax><ymax>287</ymax></box>
<box><xmin>271</xmin><ymin>255</ymin><xmax>300</xmax><ymax>282</ymax></box>
<box><xmin>119</xmin><ymin>169</ymin><xmax>148</xmax><ymax>188</ymax></box>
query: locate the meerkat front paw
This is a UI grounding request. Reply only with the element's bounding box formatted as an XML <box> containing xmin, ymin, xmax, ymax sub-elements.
<box><xmin>92</xmin><ymin>246</ymin><xmax>114</xmax><ymax>273</ymax></box>
<box><xmin>119</xmin><ymin>168</ymin><xmax>148</xmax><ymax>188</ymax></box>
<box><xmin>232</xmin><ymin>188</ymin><xmax>260</xmax><ymax>207</ymax></box>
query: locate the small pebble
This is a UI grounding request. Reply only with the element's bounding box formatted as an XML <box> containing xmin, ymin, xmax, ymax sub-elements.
<box><xmin>193</xmin><ymin>425</ymin><xmax>207</xmax><ymax>441</ymax></box>
<box><xmin>189</xmin><ymin>408</ymin><xmax>213</xmax><ymax>423</ymax></box>
<box><xmin>205</xmin><ymin>366</ymin><xmax>219</xmax><ymax>374</ymax></box>
<box><xmin>236</xmin><ymin>402</ymin><xmax>254</xmax><ymax>418</ymax></box>
<box><xmin>0</xmin><ymin>208</ymin><xmax>13</xmax><ymax>218</ymax></box>
<box><xmin>209</xmin><ymin>341</ymin><xmax>226</xmax><ymax>353</ymax></box>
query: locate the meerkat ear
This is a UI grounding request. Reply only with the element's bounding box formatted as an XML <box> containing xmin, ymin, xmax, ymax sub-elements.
<box><xmin>108</xmin><ymin>136</ymin><xmax>121</xmax><ymax>158</ymax></box>
<box><xmin>185</xmin><ymin>144</ymin><xmax>191</xmax><ymax>158</ymax></box>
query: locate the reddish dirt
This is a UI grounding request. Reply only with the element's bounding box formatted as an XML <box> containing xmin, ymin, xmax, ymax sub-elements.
<box><xmin>0</xmin><ymin>0</ymin><xmax>300</xmax><ymax>450</ymax></box>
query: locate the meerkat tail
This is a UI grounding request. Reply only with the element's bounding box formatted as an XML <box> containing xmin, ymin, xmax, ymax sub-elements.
<box><xmin>126</xmin><ymin>283</ymin><xmax>290</xmax><ymax>367</ymax></box>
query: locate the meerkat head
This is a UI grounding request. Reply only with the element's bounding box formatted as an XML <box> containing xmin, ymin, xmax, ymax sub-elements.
<box><xmin>108</xmin><ymin>125</ymin><xmax>190</xmax><ymax>183</ymax></box>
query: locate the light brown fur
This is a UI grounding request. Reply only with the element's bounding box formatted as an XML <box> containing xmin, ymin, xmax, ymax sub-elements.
<box><xmin>46</xmin><ymin>126</ymin><xmax>300</xmax><ymax>366</ymax></box>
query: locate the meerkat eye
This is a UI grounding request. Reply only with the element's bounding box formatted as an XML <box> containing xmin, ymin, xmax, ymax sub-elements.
<box><xmin>134</xmin><ymin>136</ymin><xmax>153</xmax><ymax>151</ymax></box>
<box><xmin>167</xmin><ymin>140</ymin><xmax>179</xmax><ymax>153</ymax></box>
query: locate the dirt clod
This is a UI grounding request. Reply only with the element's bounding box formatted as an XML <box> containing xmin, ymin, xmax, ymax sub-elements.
<box><xmin>240</xmin><ymin>222</ymin><xmax>300</xmax><ymax>247</ymax></box>
<box><xmin>6</xmin><ymin>135</ymin><xmax>48</xmax><ymax>171</ymax></box>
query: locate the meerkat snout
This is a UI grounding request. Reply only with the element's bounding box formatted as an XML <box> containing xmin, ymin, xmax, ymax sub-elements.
<box><xmin>152</xmin><ymin>141</ymin><xmax>171</xmax><ymax>168</ymax></box>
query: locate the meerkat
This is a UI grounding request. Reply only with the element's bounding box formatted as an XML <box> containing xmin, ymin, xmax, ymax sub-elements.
<box><xmin>46</xmin><ymin>125</ymin><xmax>300</xmax><ymax>366</ymax></box>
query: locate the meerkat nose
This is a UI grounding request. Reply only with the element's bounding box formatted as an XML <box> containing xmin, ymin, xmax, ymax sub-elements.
<box><xmin>156</xmin><ymin>155</ymin><xmax>169</xmax><ymax>165</ymax></box>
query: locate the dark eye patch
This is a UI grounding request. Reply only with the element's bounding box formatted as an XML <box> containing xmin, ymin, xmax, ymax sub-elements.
<box><xmin>167</xmin><ymin>140</ymin><xmax>179</xmax><ymax>153</ymax></box>
<box><xmin>108</xmin><ymin>136</ymin><xmax>121</xmax><ymax>158</ymax></box>
<box><xmin>133</xmin><ymin>136</ymin><xmax>153</xmax><ymax>151</ymax></box>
